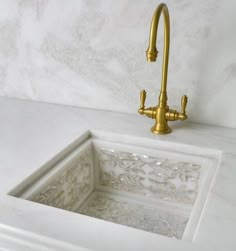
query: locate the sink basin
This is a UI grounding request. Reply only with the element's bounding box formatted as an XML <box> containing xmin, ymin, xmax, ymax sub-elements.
<box><xmin>10</xmin><ymin>131</ymin><xmax>220</xmax><ymax>240</ymax></box>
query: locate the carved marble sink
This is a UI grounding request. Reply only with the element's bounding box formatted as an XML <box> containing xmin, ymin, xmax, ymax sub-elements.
<box><xmin>10</xmin><ymin>132</ymin><xmax>219</xmax><ymax>240</ymax></box>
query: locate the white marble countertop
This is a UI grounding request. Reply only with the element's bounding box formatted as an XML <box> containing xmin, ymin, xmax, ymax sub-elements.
<box><xmin>0</xmin><ymin>96</ymin><xmax>235</xmax><ymax>251</ymax></box>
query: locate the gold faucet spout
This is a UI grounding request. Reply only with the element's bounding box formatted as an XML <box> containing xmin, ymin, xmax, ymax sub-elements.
<box><xmin>146</xmin><ymin>3</ymin><xmax>170</xmax><ymax>107</ymax></box>
<box><xmin>138</xmin><ymin>3</ymin><xmax>188</xmax><ymax>134</ymax></box>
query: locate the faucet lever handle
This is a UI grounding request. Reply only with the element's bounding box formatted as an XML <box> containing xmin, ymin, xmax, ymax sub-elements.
<box><xmin>181</xmin><ymin>95</ymin><xmax>188</xmax><ymax>115</ymax></box>
<box><xmin>140</xmin><ymin>90</ymin><xmax>147</xmax><ymax>109</ymax></box>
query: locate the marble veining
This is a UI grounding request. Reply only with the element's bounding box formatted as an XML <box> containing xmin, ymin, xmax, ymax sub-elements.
<box><xmin>0</xmin><ymin>1</ymin><xmax>236</xmax><ymax>128</ymax></box>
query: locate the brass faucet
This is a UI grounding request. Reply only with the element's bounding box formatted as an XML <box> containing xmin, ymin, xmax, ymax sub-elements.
<box><xmin>138</xmin><ymin>3</ymin><xmax>188</xmax><ymax>134</ymax></box>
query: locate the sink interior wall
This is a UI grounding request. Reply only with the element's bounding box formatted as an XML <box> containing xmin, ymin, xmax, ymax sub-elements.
<box><xmin>26</xmin><ymin>141</ymin><xmax>95</xmax><ymax>212</ymax></box>
<box><xmin>94</xmin><ymin>140</ymin><xmax>203</xmax><ymax>205</ymax></box>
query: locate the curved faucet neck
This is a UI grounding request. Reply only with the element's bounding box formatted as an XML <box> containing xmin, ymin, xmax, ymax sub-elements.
<box><xmin>146</xmin><ymin>3</ymin><xmax>170</xmax><ymax>107</ymax></box>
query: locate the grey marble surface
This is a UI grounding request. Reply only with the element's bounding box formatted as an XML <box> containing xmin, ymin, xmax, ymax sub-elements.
<box><xmin>0</xmin><ymin>0</ymin><xmax>236</xmax><ymax>128</ymax></box>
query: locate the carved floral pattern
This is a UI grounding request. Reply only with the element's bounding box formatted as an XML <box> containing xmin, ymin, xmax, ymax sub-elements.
<box><xmin>97</xmin><ymin>148</ymin><xmax>201</xmax><ymax>204</ymax></box>
<box><xmin>28</xmin><ymin>142</ymin><xmax>203</xmax><ymax>239</ymax></box>
<box><xmin>78</xmin><ymin>192</ymin><xmax>188</xmax><ymax>239</ymax></box>
<box><xmin>31</xmin><ymin>146</ymin><xmax>93</xmax><ymax>211</ymax></box>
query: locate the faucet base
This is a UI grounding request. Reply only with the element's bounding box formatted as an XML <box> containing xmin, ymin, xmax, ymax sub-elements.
<box><xmin>151</xmin><ymin>124</ymin><xmax>171</xmax><ymax>135</ymax></box>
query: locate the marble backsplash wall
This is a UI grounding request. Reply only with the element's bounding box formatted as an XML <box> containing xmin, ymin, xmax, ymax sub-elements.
<box><xmin>0</xmin><ymin>0</ymin><xmax>236</xmax><ymax>128</ymax></box>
